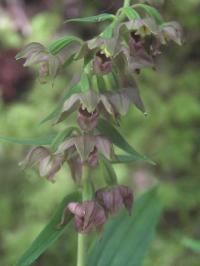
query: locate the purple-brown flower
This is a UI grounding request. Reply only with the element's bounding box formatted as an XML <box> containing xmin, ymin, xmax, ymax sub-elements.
<box><xmin>95</xmin><ymin>185</ymin><xmax>134</xmax><ymax>216</ymax></box>
<box><xmin>68</xmin><ymin>201</ymin><xmax>107</xmax><ymax>233</ymax></box>
<box><xmin>20</xmin><ymin>146</ymin><xmax>64</xmax><ymax>182</ymax></box>
<box><xmin>56</xmin><ymin>134</ymin><xmax>114</xmax><ymax>182</ymax></box>
<box><xmin>16</xmin><ymin>42</ymin><xmax>80</xmax><ymax>80</ymax></box>
<box><xmin>57</xmin><ymin>87</ymin><xmax>145</xmax><ymax>123</ymax></box>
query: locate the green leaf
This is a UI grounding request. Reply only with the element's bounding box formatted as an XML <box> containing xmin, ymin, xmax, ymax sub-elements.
<box><xmin>80</xmin><ymin>72</ymin><xmax>90</xmax><ymax>92</ymax></box>
<box><xmin>0</xmin><ymin>135</ymin><xmax>55</xmax><ymax>146</ymax></box>
<box><xmin>135</xmin><ymin>3</ymin><xmax>163</xmax><ymax>24</ymax></box>
<box><xmin>48</xmin><ymin>36</ymin><xmax>83</xmax><ymax>55</ymax></box>
<box><xmin>15</xmin><ymin>191</ymin><xmax>81</xmax><ymax>266</ymax></box>
<box><xmin>39</xmin><ymin>83</ymin><xmax>82</xmax><ymax>125</ymax></box>
<box><xmin>101</xmin><ymin>25</ymin><xmax>115</xmax><ymax>39</ymax></box>
<box><xmin>123</xmin><ymin>7</ymin><xmax>141</xmax><ymax>20</ymax></box>
<box><xmin>101</xmin><ymin>156</ymin><xmax>117</xmax><ymax>185</ymax></box>
<box><xmin>111</xmin><ymin>154</ymin><xmax>146</xmax><ymax>164</ymax></box>
<box><xmin>88</xmin><ymin>188</ymin><xmax>162</xmax><ymax>266</ymax></box>
<box><xmin>181</xmin><ymin>237</ymin><xmax>200</xmax><ymax>253</ymax></box>
<box><xmin>97</xmin><ymin>119</ymin><xmax>155</xmax><ymax>165</ymax></box>
<box><xmin>65</xmin><ymin>13</ymin><xmax>115</xmax><ymax>24</ymax></box>
<box><xmin>96</xmin><ymin>76</ymin><xmax>107</xmax><ymax>93</ymax></box>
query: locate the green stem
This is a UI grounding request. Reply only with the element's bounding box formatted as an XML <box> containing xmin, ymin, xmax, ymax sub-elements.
<box><xmin>76</xmin><ymin>164</ymin><xmax>90</xmax><ymax>266</ymax></box>
<box><xmin>124</xmin><ymin>0</ymin><xmax>131</xmax><ymax>7</ymax></box>
<box><xmin>77</xmin><ymin>233</ymin><xmax>86</xmax><ymax>266</ymax></box>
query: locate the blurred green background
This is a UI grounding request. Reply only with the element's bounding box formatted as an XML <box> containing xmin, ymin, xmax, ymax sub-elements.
<box><xmin>0</xmin><ymin>0</ymin><xmax>199</xmax><ymax>265</ymax></box>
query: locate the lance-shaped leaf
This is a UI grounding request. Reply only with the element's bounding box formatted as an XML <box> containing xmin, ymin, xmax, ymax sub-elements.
<box><xmin>0</xmin><ymin>134</ymin><xmax>55</xmax><ymax>146</ymax></box>
<box><xmin>112</xmin><ymin>154</ymin><xmax>149</xmax><ymax>164</ymax></box>
<box><xmin>65</xmin><ymin>13</ymin><xmax>115</xmax><ymax>23</ymax></box>
<box><xmin>134</xmin><ymin>3</ymin><xmax>163</xmax><ymax>25</ymax></box>
<box><xmin>123</xmin><ymin>7</ymin><xmax>141</xmax><ymax>20</ymax></box>
<box><xmin>48</xmin><ymin>36</ymin><xmax>83</xmax><ymax>55</ymax></box>
<box><xmin>15</xmin><ymin>191</ymin><xmax>81</xmax><ymax>266</ymax></box>
<box><xmin>97</xmin><ymin>119</ymin><xmax>155</xmax><ymax>164</ymax></box>
<box><xmin>88</xmin><ymin>188</ymin><xmax>162</xmax><ymax>266</ymax></box>
<box><xmin>159</xmin><ymin>21</ymin><xmax>183</xmax><ymax>45</ymax></box>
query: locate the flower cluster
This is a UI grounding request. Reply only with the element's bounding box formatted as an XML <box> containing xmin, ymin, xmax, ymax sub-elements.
<box><xmin>17</xmin><ymin>1</ymin><xmax>182</xmax><ymax>234</ymax></box>
<box><xmin>62</xmin><ymin>186</ymin><xmax>133</xmax><ymax>233</ymax></box>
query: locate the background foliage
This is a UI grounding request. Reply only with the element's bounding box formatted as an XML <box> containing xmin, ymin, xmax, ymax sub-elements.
<box><xmin>0</xmin><ymin>0</ymin><xmax>199</xmax><ymax>265</ymax></box>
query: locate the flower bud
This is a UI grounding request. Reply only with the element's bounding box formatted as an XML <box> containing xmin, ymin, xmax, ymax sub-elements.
<box><xmin>77</xmin><ymin>107</ymin><xmax>99</xmax><ymax>132</ymax></box>
<box><xmin>92</xmin><ymin>51</ymin><xmax>112</xmax><ymax>75</ymax></box>
<box><xmin>68</xmin><ymin>201</ymin><xmax>107</xmax><ymax>234</ymax></box>
<box><xmin>95</xmin><ymin>185</ymin><xmax>134</xmax><ymax>216</ymax></box>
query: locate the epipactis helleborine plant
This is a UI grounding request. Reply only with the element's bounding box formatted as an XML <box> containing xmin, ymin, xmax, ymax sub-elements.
<box><xmin>16</xmin><ymin>0</ymin><xmax>182</xmax><ymax>265</ymax></box>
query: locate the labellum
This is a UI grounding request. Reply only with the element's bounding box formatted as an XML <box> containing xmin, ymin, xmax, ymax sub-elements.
<box><xmin>77</xmin><ymin>107</ymin><xmax>99</xmax><ymax>132</ymax></box>
<box><xmin>92</xmin><ymin>51</ymin><xmax>113</xmax><ymax>75</ymax></box>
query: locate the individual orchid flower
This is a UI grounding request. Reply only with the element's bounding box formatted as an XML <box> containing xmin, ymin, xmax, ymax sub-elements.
<box><xmin>95</xmin><ymin>185</ymin><xmax>134</xmax><ymax>216</ymax></box>
<box><xmin>52</xmin><ymin>134</ymin><xmax>113</xmax><ymax>183</ymax></box>
<box><xmin>56</xmin><ymin>135</ymin><xmax>114</xmax><ymax>163</ymax></box>
<box><xmin>124</xmin><ymin>18</ymin><xmax>159</xmax><ymax>38</ymax></box>
<box><xmin>115</xmin><ymin>18</ymin><xmax>160</xmax><ymax>73</ymax></box>
<box><xmin>20</xmin><ymin>146</ymin><xmax>64</xmax><ymax>182</ymax></box>
<box><xmin>159</xmin><ymin>21</ymin><xmax>183</xmax><ymax>46</ymax></box>
<box><xmin>67</xmin><ymin>201</ymin><xmax>107</xmax><ymax>233</ymax></box>
<box><xmin>57</xmin><ymin>87</ymin><xmax>145</xmax><ymax>124</ymax></box>
<box><xmin>16</xmin><ymin>42</ymin><xmax>80</xmax><ymax>81</ymax></box>
<box><xmin>75</xmin><ymin>36</ymin><xmax>121</xmax><ymax>75</ymax></box>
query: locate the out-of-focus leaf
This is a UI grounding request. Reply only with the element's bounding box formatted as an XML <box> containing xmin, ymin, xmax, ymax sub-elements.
<box><xmin>123</xmin><ymin>7</ymin><xmax>141</xmax><ymax>20</ymax></box>
<box><xmin>15</xmin><ymin>192</ymin><xmax>81</xmax><ymax>266</ymax></box>
<box><xmin>88</xmin><ymin>188</ymin><xmax>162</xmax><ymax>266</ymax></box>
<box><xmin>48</xmin><ymin>36</ymin><xmax>83</xmax><ymax>55</ymax></box>
<box><xmin>135</xmin><ymin>3</ymin><xmax>163</xmax><ymax>24</ymax></box>
<box><xmin>65</xmin><ymin>14</ymin><xmax>115</xmax><ymax>24</ymax></box>
<box><xmin>182</xmin><ymin>237</ymin><xmax>200</xmax><ymax>253</ymax></box>
<box><xmin>111</xmin><ymin>154</ymin><xmax>148</xmax><ymax>164</ymax></box>
<box><xmin>39</xmin><ymin>83</ymin><xmax>82</xmax><ymax>125</ymax></box>
<box><xmin>0</xmin><ymin>135</ymin><xmax>55</xmax><ymax>146</ymax></box>
<box><xmin>97</xmin><ymin>119</ymin><xmax>155</xmax><ymax>164</ymax></box>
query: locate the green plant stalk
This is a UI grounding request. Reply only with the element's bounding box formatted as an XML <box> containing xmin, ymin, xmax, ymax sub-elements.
<box><xmin>109</xmin><ymin>0</ymin><xmax>131</xmax><ymax>30</ymax></box>
<box><xmin>77</xmin><ymin>1</ymin><xmax>131</xmax><ymax>265</ymax></box>
<box><xmin>124</xmin><ymin>0</ymin><xmax>131</xmax><ymax>7</ymax></box>
<box><xmin>77</xmin><ymin>164</ymin><xmax>90</xmax><ymax>266</ymax></box>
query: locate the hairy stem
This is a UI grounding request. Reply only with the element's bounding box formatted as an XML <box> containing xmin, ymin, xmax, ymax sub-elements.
<box><xmin>77</xmin><ymin>164</ymin><xmax>90</xmax><ymax>266</ymax></box>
